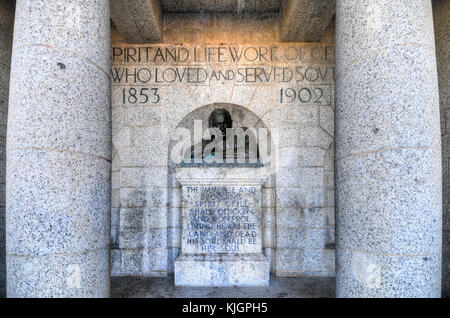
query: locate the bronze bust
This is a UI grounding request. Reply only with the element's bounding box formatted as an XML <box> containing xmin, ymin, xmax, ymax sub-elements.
<box><xmin>186</xmin><ymin>108</ymin><xmax>260</xmax><ymax>165</ymax></box>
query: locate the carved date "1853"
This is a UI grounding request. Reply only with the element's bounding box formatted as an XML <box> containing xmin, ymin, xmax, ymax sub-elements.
<box><xmin>122</xmin><ymin>87</ymin><xmax>161</xmax><ymax>104</ymax></box>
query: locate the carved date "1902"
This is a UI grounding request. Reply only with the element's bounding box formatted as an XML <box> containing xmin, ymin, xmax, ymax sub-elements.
<box><xmin>122</xmin><ymin>87</ymin><xmax>161</xmax><ymax>104</ymax></box>
<box><xmin>280</xmin><ymin>87</ymin><xmax>326</xmax><ymax>104</ymax></box>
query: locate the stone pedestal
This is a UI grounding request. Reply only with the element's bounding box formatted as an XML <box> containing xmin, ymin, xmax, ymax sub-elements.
<box><xmin>175</xmin><ymin>167</ymin><xmax>269</xmax><ymax>287</ymax></box>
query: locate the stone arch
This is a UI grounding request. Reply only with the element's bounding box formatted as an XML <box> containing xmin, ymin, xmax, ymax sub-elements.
<box><xmin>165</xmin><ymin>103</ymin><xmax>277</xmax><ymax>274</ymax></box>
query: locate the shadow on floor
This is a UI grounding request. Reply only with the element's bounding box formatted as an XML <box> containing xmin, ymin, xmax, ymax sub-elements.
<box><xmin>111</xmin><ymin>276</ymin><xmax>336</xmax><ymax>298</ymax></box>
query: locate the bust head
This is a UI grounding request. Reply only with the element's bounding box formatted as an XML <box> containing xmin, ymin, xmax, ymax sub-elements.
<box><xmin>209</xmin><ymin>108</ymin><xmax>232</xmax><ymax>135</ymax></box>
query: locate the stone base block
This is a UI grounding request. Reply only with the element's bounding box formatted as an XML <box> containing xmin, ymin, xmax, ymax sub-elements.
<box><xmin>175</xmin><ymin>254</ymin><xmax>269</xmax><ymax>287</ymax></box>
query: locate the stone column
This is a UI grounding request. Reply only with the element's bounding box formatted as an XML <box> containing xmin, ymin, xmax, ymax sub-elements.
<box><xmin>433</xmin><ymin>0</ymin><xmax>450</xmax><ymax>298</ymax></box>
<box><xmin>335</xmin><ymin>0</ymin><xmax>442</xmax><ymax>297</ymax></box>
<box><xmin>6</xmin><ymin>0</ymin><xmax>111</xmax><ymax>297</ymax></box>
<box><xmin>0</xmin><ymin>0</ymin><xmax>14</xmax><ymax>298</ymax></box>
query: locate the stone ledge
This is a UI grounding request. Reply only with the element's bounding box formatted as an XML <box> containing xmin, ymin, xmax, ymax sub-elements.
<box><xmin>176</xmin><ymin>166</ymin><xmax>269</xmax><ymax>186</ymax></box>
<box><xmin>175</xmin><ymin>253</ymin><xmax>269</xmax><ymax>287</ymax></box>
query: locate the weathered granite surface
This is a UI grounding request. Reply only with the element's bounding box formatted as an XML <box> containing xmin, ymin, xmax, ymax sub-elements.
<box><xmin>6</xmin><ymin>0</ymin><xmax>111</xmax><ymax>297</ymax></box>
<box><xmin>0</xmin><ymin>0</ymin><xmax>13</xmax><ymax>298</ymax></box>
<box><xmin>280</xmin><ymin>0</ymin><xmax>336</xmax><ymax>42</ymax></box>
<box><xmin>335</xmin><ymin>0</ymin><xmax>442</xmax><ymax>297</ymax></box>
<box><xmin>433</xmin><ymin>0</ymin><xmax>450</xmax><ymax>297</ymax></box>
<box><xmin>110</xmin><ymin>0</ymin><xmax>163</xmax><ymax>44</ymax></box>
<box><xmin>174</xmin><ymin>167</ymin><xmax>269</xmax><ymax>286</ymax></box>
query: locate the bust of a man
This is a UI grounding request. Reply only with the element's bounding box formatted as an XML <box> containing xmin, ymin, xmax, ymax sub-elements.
<box><xmin>186</xmin><ymin>108</ymin><xmax>260</xmax><ymax>164</ymax></box>
<box><xmin>209</xmin><ymin>108</ymin><xmax>232</xmax><ymax>137</ymax></box>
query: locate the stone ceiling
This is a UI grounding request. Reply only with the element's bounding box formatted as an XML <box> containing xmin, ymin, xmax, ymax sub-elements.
<box><xmin>110</xmin><ymin>0</ymin><xmax>336</xmax><ymax>43</ymax></box>
<box><xmin>160</xmin><ymin>0</ymin><xmax>281</xmax><ymax>13</ymax></box>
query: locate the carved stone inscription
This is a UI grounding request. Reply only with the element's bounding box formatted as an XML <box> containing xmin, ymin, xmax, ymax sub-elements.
<box><xmin>182</xmin><ymin>184</ymin><xmax>263</xmax><ymax>254</ymax></box>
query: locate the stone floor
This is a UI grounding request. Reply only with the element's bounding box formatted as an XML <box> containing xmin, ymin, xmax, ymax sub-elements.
<box><xmin>111</xmin><ymin>276</ymin><xmax>336</xmax><ymax>298</ymax></box>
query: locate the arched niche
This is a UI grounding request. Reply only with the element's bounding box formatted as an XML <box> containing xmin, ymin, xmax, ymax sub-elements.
<box><xmin>166</xmin><ymin>103</ymin><xmax>277</xmax><ymax>274</ymax></box>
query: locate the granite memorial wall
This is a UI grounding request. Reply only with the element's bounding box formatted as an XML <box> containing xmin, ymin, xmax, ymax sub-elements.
<box><xmin>110</xmin><ymin>22</ymin><xmax>336</xmax><ymax>279</ymax></box>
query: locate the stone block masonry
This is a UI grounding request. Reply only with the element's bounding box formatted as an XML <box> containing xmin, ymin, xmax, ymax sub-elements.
<box><xmin>110</xmin><ymin>39</ymin><xmax>337</xmax><ymax>278</ymax></box>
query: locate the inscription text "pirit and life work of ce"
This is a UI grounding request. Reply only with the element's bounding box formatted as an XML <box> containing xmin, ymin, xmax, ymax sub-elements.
<box><xmin>112</xmin><ymin>45</ymin><xmax>335</xmax><ymax>105</ymax></box>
